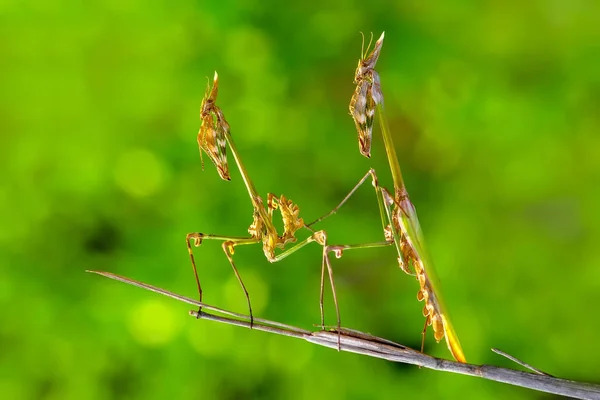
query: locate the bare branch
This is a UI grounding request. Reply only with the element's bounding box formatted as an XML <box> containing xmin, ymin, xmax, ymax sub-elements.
<box><xmin>86</xmin><ymin>270</ymin><xmax>310</xmax><ymax>336</ymax></box>
<box><xmin>88</xmin><ymin>270</ymin><xmax>600</xmax><ymax>400</ymax></box>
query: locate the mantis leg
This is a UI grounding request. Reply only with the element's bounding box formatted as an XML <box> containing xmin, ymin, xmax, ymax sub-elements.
<box><xmin>307</xmin><ymin>169</ymin><xmax>385</xmax><ymax>230</ymax></box>
<box><xmin>186</xmin><ymin>233</ymin><xmax>259</xmax><ymax>325</ymax></box>
<box><xmin>306</xmin><ymin>168</ymin><xmax>410</xmax><ymax>275</ymax></box>
<box><xmin>265</xmin><ymin>231</ymin><xmax>341</xmax><ymax>339</ymax></box>
<box><xmin>272</xmin><ymin>231</ymin><xmax>395</xmax><ymax>350</ymax></box>
<box><xmin>318</xmin><ymin>237</ymin><xmax>396</xmax><ymax>350</ymax></box>
<box><xmin>326</xmin><ymin>240</ymin><xmax>393</xmax><ymax>259</ymax></box>
<box><xmin>321</xmin><ymin>240</ymin><xmax>341</xmax><ymax>349</ymax></box>
<box><xmin>324</xmin><ymin>240</ymin><xmax>395</xmax><ymax>351</ymax></box>
<box><xmin>307</xmin><ymin>169</ymin><xmax>394</xmax><ymax>246</ymax></box>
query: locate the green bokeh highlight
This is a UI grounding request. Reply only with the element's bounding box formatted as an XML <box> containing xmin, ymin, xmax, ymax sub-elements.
<box><xmin>2</xmin><ymin>1</ymin><xmax>600</xmax><ymax>399</ymax></box>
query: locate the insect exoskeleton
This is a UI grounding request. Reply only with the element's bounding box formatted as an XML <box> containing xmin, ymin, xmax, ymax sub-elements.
<box><xmin>198</xmin><ymin>72</ymin><xmax>231</xmax><ymax>181</ymax></box>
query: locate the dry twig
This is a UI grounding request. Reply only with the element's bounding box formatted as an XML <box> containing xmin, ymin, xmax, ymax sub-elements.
<box><xmin>88</xmin><ymin>270</ymin><xmax>600</xmax><ymax>400</ymax></box>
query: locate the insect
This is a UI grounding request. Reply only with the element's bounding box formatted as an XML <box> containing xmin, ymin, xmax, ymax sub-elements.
<box><xmin>316</xmin><ymin>33</ymin><xmax>466</xmax><ymax>362</ymax></box>
<box><xmin>349</xmin><ymin>32</ymin><xmax>384</xmax><ymax>159</ymax></box>
<box><xmin>197</xmin><ymin>74</ymin><xmax>230</xmax><ymax>181</ymax></box>
<box><xmin>188</xmin><ymin>72</ymin><xmax>368</xmax><ymax>340</ymax></box>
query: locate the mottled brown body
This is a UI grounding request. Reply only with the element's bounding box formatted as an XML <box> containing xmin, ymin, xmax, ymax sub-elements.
<box><xmin>349</xmin><ymin>32</ymin><xmax>384</xmax><ymax>158</ymax></box>
<box><xmin>391</xmin><ymin>189</ymin><xmax>447</xmax><ymax>342</ymax></box>
<box><xmin>198</xmin><ymin>72</ymin><xmax>230</xmax><ymax>181</ymax></box>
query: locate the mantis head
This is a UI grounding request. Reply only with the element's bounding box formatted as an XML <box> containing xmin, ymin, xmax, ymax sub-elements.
<box><xmin>353</xmin><ymin>31</ymin><xmax>385</xmax><ymax>85</ymax></box>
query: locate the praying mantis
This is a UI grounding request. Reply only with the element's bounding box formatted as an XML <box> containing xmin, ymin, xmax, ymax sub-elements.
<box><xmin>187</xmin><ymin>72</ymin><xmax>392</xmax><ymax>339</ymax></box>
<box><xmin>317</xmin><ymin>32</ymin><xmax>467</xmax><ymax>362</ymax></box>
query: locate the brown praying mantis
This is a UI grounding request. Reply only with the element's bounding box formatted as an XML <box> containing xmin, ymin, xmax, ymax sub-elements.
<box><xmin>187</xmin><ymin>72</ymin><xmax>393</xmax><ymax>341</ymax></box>
<box><xmin>313</xmin><ymin>32</ymin><xmax>466</xmax><ymax>362</ymax></box>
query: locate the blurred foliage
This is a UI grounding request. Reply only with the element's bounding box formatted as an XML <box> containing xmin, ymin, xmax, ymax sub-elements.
<box><xmin>2</xmin><ymin>0</ymin><xmax>600</xmax><ymax>399</ymax></box>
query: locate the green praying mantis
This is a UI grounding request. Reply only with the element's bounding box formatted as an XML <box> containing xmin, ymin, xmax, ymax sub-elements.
<box><xmin>188</xmin><ymin>33</ymin><xmax>466</xmax><ymax>362</ymax></box>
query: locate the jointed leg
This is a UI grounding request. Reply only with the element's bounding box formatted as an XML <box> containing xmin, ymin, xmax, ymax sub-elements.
<box><xmin>306</xmin><ymin>169</ymin><xmax>406</xmax><ymax>268</ymax></box>
<box><xmin>269</xmin><ymin>231</ymin><xmax>390</xmax><ymax>344</ymax></box>
<box><xmin>323</xmin><ymin>247</ymin><xmax>341</xmax><ymax>349</ymax></box>
<box><xmin>319</xmin><ymin>251</ymin><xmax>326</xmax><ymax>329</ymax></box>
<box><xmin>306</xmin><ymin>168</ymin><xmax>387</xmax><ymax>228</ymax></box>
<box><xmin>322</xmin><ymin>240</ymin><xmax>394</xmax><ymax>348</ymax></box>
<box><xmin>186</xmin><ymin>233</ymin><xmax>258</xmax><ymax>323</ymax></box>
<box><xmin>326</xmin><ymin>240</ymin><xmax>394</xmax><ymax>259</ymax></box>
<box><xmin>222</xmin><ymin>240</ymin><xmax>256</xmax><ymax>327</ymax></box>
<box><xmin>310</xmin><ymin>230</ymin><xmax>343</xmax><ymax>349</ymax></box>
<box><xmin>257</xmin><ymin>229</ymin><xmax>341</xmax><ymax>341</ymax></box>
<box><xmin>265</xmin><ymin>230</ymin><xmax>341</xmax><ymax>333</ymax></box>
<box><xmin>315</xmin><ymin>234</ymin><xmax>397</xmax><ymax>350</ymax></box>
<box><xmin>307</xmin><ymin>169</ymin><xmax>384</xmax><ymax>230</ymax></box>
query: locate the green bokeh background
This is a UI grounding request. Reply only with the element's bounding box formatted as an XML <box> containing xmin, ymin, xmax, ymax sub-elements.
<box><xmin>3</xmin><ymin>1</ymin><xmax>600</xmax><ymax>399</ymax></box>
